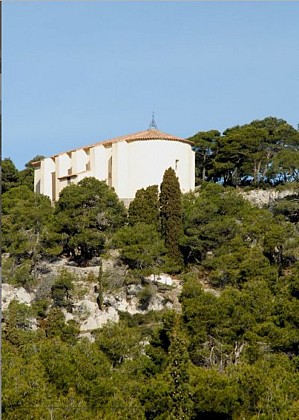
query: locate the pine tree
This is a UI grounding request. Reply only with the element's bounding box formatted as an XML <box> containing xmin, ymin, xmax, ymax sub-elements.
<box><xmin>159</xmin><ymin>168</ymin><xmax>183</xmax><ymax>268</ymax></box>
<box><xmin>1</xmin><ymin>158</ymin><xmax>20</xmax><ymax>193</ymax></box>
<box><xmin>128</xmin><ymin>185</ymin><xmax>159</xmax><ymax>227</ymax></box>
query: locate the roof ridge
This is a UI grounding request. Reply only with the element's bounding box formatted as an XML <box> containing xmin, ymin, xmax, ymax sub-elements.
<box><xmin>99</xmin><ymin>128</ymin><xmax>184</xmax><ymax>144</ymax></box>
<box><xmin>42</xmin><ymin>128</ymin><xmax>192</xmax><ymax>160</ymax></box>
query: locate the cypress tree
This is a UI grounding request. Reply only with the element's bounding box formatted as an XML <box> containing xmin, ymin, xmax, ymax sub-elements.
<box><xmin>159</xmin><ymin>168</ymin><xmax>183</xmax><ymax>267</ymax></box>
<box><xmin>96</xmin><ymin>260</ymin><xmax>103</xmax><ymax>310</ymax></box>
<box><xmin>165</xmin><ymin>317</ymin><xmax>194</xmax><ymax>419</ymax></box>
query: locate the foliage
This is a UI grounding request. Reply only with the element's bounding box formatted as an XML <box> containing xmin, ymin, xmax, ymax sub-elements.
<box><xmin>51</xmin><ymin>269</ymin><xmax>75</xmax><ymax>308</ymax></box>
<box><xmin>42</xmin><ymin>308</ymin><xmax>80</xmax><ymax>344</ymax></box>
<box><xmin>3</xmin><ymin>267</ymin><xmax>299</xmax><ymax>418</ymax></box>
<box><xmin>137</xmin><ymin>284</ymin><xmax>157</xmax><ymax>310</ymax></box>
<box><xmin>188</xmin><ymin>117</ymin><xmax>299</xmax><ymax>187</ymax></box>
<box><xmin>181</xmin><ymin>184</ymin><xmax>299</xmax><ymax>287</ymax></box>
<box><xmin>94</xmin><ymin>321</ymin><xmax>142</xmax><ymax>366</ymax></box>
<box><xmin>128</xmin><ymin>185</ymin><xmax>159</xmax><ymax>227</ymax></box>
<box><xmin>18</xmin><ymin>155</ymin><xmax>45</xmax><ymax>190</ymax></box>
<box><xmin>113</xmin><ymin>222</ymin><xmax>166</xmax><ymax>270</ymax></box>
<box><xmin>160</xmin><ymin>167</ymin><xmax>184</xmax><ymax>268</ymax></box>
<box><xmin>1</xmin><ymin>158</ymin><xmax>19</xmax><ymax>193</ymax></box>
<box><xmin>5</xmin><ymin>259</ymin><xmax>34</xmax><ymax>289</ymax></box>
<box><xmin>1</xmin><ymin>155</ymin><xmax>45</xmax><ymax>193</ymax></box>
<box><xmin>96</xmin><ymin>261</ymin><xmax>104</xmax><ymax>310</ymax></box>
<box><xmin>3</xmin><ymin>120</ymin><xmax>299</xmax><ymax>417</ymax></box>
<box><xmin>54</xmin><ymin>177</ymin><xmax>127</xmax><ymax>263</ymax></box>
<box><xmin>188</xmin><ymin>129</ymin><xmax>221</xmax><ymax>184</ymax></box>
<box><xmin>2</xmin><ymin>185</ymin><xmax>55</xmax><ymax>261</ymax></box>
<box><xmin>102</xmin><ymin>266</ymin><xmax>127</xmax><ymax>291</ymax></box>
<box><xmin>270</xmin><ymin>193</ymin><xmax>299</xmax><ymax>225</ymax></box>
<box><xmin>142</xmin><ymin>327</ymin><xmax>194</xmax><ymax>419</ymax></box>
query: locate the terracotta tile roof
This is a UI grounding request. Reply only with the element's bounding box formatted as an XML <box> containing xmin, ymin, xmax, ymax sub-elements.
<box><xmin>99</xmin><ymin>129</ymin><xmax>193</xmax><ymax>145</ymax></box>
<box><xmin>33</xmin><ymin>129</ymin><xmax>193</xmax><ymax>163</ymax></box>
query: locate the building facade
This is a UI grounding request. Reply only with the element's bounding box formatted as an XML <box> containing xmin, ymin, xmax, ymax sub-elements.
<box><xmin>33</xmin><ymin>128</ymin><xmax>195</xmax><ymax>203</ymax></box>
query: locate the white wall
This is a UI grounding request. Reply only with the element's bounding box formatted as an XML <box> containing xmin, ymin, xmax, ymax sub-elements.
<box><xmin>55</xmin><ymin>154</ymin><xmax>72</xmax><ymax>200</ymax></box>
<box><xmin>56</xmin><ymin>153</ymin><xmax>71</xmax><ymax>178</ymax></box>
<box><xmin>92</xmin><ymin>144</ymin><xmax>111</xmax><ymax>182</ymax></box>
<box><xmin>34</xmin><ymin>138</ymin><xmax>195</xmax><ymax>202</ymax></box>
<box><xmin>112</xmin><ymin>141</ymin><xmax>129</xmax><ymax>198</ymax></box>
<box><xmin>121</xmin><ymin>140</ymin><xmax>194</xmax><ymax>199</ymax></box>
<box><xmin>36</xmin><ymin>157</ymin><xmax>55</xmax><ymax>200</ymax></box>
<box><xmin>34</xmin><ymin>166</ymin><xmax>42</xmax><ymax>194</ymax></box>
<box><xmin>71</xmin><ymin>149</ymin><xmax>89</xmax><ymax>174</ymax></box>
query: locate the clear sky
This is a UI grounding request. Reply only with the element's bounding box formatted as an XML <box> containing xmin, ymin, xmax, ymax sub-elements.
<box><xmin>3</xmin><ymin>1</ymin><xmax>299</xmax><ymax>169</ymax></box>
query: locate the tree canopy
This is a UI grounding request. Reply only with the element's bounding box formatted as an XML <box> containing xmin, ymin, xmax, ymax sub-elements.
<box><xmin>1</xmin><ymin>158</ymin><xmax>20</xmax><ymax>193</ymax></box>
<box><xmin>128</xmin><ymin>185</ymin><xmax>159</xmax><ymax>228</ymax></box>
<box><xmin>188</xmin><ymin>117</ymin><xmax>299</xmax><ymax>186</ymax></box>
<box><xmin>2</xmin><ymin>116</ymin><xmax>299</xmax><ymax>418</ymax></box>
<box><xmin>53</xmin><ymin>177</ymin><xmax>127</xmax><ymax>263</ymax></box>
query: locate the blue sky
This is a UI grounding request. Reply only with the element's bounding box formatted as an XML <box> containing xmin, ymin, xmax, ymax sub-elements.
<box><xmin>3</xmin><ymin>1</ymin><xmax>299</xmax><ymax>169</ymax></box>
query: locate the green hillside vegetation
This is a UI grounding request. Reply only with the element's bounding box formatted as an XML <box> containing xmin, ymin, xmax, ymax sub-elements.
<box><xmin>2</xmin><ymin>116</ymin><xmax>299</xmax><ymax>418</ymax></box>
<box><xmin>189</xmin><ymin>117</ymin><xmax>299</xmax><ymax>186</ymax></box>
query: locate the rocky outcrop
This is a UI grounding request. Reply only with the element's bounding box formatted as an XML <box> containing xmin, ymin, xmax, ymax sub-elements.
<box><xmin>241</xmin><ymin>188</ymin><xmax>295</xmax><ymax>207</ymax></box>
<box><xmin>2</xmin><ymin>283</ymin><xmax>34</xmax><ymax>311</ymax></box>
<box><xmin>67</xmin><ymin>277</ymin><xmax>181</xmax><ymax>333</ymax></box>
<box><xmin>2</xmin><ymin>258</ymin><xmax>182</xmax><ymax>333</ymax></box>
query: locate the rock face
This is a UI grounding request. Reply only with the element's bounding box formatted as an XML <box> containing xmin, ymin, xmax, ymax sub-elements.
<box><xmin>241</xmin><ymin>189</ymin><xmax>295</xmax><ymax>207</ymax></box>
<box><xmin>65</xmin><ymin>299</ymin><xmax>119</xmax><ymax>332</ymax></box>
<box><xmin>67</xmin><ymin>276</ymin><xmax>182</xmax><ymax>333</ymax></box>
<box><xmin>2</xmin><ymin>283</ymin><xmax>34</xmax><ymax>311</ymax></box>
<box><xmin>2</xmin><ymin>257</ymin><xmax>182</xmax><ymax>334</ymax></box>
<box><xmin>145</xmin><ymin>273</ymin><xmax>174</xmax><ymax>286</ymax></box>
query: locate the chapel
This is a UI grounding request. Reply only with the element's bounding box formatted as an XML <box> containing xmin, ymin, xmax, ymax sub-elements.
<box><xmin>33</xmin><ymin>125</ymin><xmax>195</xmax><ymax>204</ymax></box>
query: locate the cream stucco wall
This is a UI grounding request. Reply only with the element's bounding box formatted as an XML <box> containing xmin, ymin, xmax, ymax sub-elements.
<box><xmin>56</xmin><ymin>153</ymin><xmax>71</xmax><ymax>178</ymax></box>
<box><xmin>55</xmin><ymin>154</ymin><xmax>72</xmax><ymax>200</ymax></box>
<box><xmin>34</xmin><ymin>135</ymin><xmax>195</xmax><ymax>202</ymax></box>
<box><xmin>34</xmin><ymin>166</ymin><xmax>42</xmax><ymax>194</ymax></box>
<box><xmin>111</xmin><ymin>141</ymin><xmax>130</xmax><ymax>199</ymax></box>
<box><xmin>117</xmin><ymin>139</ymin><xmax>194</xmax><ymax>200</ymax></box>
<box><xmin>71</xmin><ymin>149</ymin><xmax>89</xmax><ymax>174</ymax></box>
<box><xmin>92</xmin><ymin>145</ymin><xmax>112</xmax><ymax>183</ymax></box>
<box><xmin>34</xmin><ymin>157</ymin><xmax>56</xmax><ymax>199</ymax></box>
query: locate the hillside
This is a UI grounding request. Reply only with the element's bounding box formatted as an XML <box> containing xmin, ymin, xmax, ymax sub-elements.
<box><xmin>2</xmin><ymin>252</ymin><xmax>183</xmax><ymax>336</ymax></box>
<box><xmin>2</xmin><ymin>115</ymin><xmax>299</xmax><ymax>418</ymax></box>
<box><xmin>2</xmin><ymin>177</ymin><xmax>299</xmax><ymax>418</ymax></box>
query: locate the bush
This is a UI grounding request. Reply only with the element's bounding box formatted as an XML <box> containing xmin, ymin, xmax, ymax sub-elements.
<box><xmin>138</xmin><ymin>284</ymin><xmax>157</xmax><ymax>310</ymax></box>
<box><xmin>51</xmin><ymin>269</ymin><xmax>76</xmax><ymax>308</ymax></box>
<box><xmin>4</xmin><ymin>259</ymin><xmax>35</xmax><ymax>290</ymax></box>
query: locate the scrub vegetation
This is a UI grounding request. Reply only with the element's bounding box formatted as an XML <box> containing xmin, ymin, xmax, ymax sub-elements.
<box><xmin>2</xmin><ymin>116</ymin><xmax>299</xmax><ymax>418</ymax></box>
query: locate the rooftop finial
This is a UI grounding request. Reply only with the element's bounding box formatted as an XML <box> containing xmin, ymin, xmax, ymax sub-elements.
<box><xmin>149</xmin><ymin>111</ymin><xmax>157</xmax><ymax>130</ymax></box>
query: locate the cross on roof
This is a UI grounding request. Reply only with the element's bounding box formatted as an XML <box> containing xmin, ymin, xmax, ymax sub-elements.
<box><xmin>149</xmin><ymin>111</ymin><xmax>157</xmax><ymax>130</ymax></box>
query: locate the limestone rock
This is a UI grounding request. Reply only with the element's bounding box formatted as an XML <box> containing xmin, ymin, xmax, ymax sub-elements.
<box><xmin>242</xmin><ymin>189</ymin><xmax>295</xmax><ymax>207</ymax></box>
<box><xmin>2</xmin><ymin>257</ymin><xmax>184</xmax><ymax>333</ymax></box>
<box><xmin>2</xmin><ymin>283</ymin><xmax>34</xmax><ymax>311</ymax></box>
<box><xmin>74</xmin><ymin>300</ymin><xmax>119</xmax><ymax>331</ymax></box>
